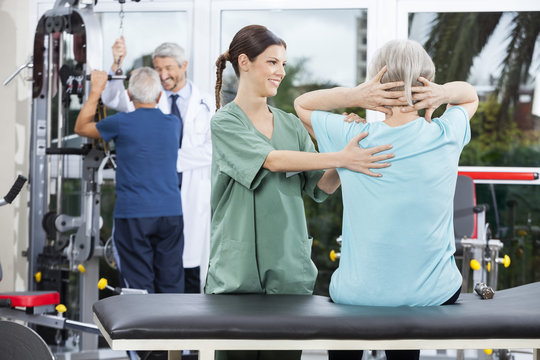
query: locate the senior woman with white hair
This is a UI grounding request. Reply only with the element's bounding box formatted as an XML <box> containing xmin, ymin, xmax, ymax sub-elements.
<box><xmin>294</xmin><ymin>39</ymin><xmax>479</xmax><ymax>360</ymax></box>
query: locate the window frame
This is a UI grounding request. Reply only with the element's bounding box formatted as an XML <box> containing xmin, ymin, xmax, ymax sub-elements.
<box><xmin>210</xmin><ymin>0</ymin><xmax>378</xmax><ymax>118</ymax></box>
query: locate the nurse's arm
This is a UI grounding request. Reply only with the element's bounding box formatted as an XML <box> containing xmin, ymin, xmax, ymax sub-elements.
<box><xmin>263</xmin><ymin>132</ymin><xmax>393</xmax><ymax>177</ymax></box>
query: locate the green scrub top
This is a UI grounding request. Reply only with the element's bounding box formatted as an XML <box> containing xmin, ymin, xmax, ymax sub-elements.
<box><xmin>205</xmin><ymin>102</ymin><xmax>328</xmax><ymax>295</ymax></box>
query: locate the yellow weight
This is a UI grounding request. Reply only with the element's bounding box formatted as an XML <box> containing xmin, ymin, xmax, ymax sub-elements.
<box><xmin>484</xmin><ymin>349</ymin><xmax>493</xmax><ymax>355</ymax></box>
<box><xmin>34</xmin><ymin>272</ymin><xmax>42</xmax><ymax>283</ymax></box>
<box><xmin>78</xmin><ymin>264</ymin><xmax>86</xmax><ymax>273</ymax></box>
<box><xmin>516</xmin><ymin>229</ymin><xmax>527</xmax><ymax>237</ymax></box>
<box><xmin>487</xmin><ymin>262</ymin><xmax>491</xmax><ymax>272</ymax></box>
<box><xmin>56</xmin><ymin>304</ymin><xmax>67</xmax><ymax>313</ymax></box>
<box><xmin>329</xmin><ymin>250</ymin><xmax>338</xmax><ymax>262</ymax></box>
<box><xmin>98</xmin><ymin>278</ymin><xmax>108</xmax><ymax>290</ymax></box>
<box><xmin>503</xmin><ymin>255</ymin><xmax>511</xmax><ymax>268</ymax></box>
<box><xmin>470</xmin><ymin>259</ymin><xmax>481</xmax><ymax>271</ymax></box>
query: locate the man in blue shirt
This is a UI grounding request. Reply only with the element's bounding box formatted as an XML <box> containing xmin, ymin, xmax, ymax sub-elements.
<box><xmin>102</xmin><ymin>39</ymin><xmax>214</xmax><ymax>294</ymax></box>
<box><xmin>75</xmin><ymin>68</ymin><xmax>184</xmax><ymax>294</ymax></box>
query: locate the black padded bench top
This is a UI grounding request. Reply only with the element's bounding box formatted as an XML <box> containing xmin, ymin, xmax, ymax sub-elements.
<box><xmin>93</xmin><ymin>282</ymin><xmax>540</xmax><ymax>342</ymax></box>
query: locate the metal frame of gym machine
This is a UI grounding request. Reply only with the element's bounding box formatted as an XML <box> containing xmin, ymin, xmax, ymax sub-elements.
<box><xmin>27</xmin><ymin>0</ymin><xmax>120</xmax><ymax>358</ymax></box>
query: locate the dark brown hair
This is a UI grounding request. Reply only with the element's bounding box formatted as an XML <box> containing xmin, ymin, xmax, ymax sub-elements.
<box><xmin>215</xmin><ymin>25</ymin><xmax>287</xmax><ymax>109</ymax></box>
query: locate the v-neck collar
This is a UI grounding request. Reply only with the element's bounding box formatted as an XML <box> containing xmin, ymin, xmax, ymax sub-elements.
<box><xmin>230</xmin><ymin>101</ymin><xmax>276</xmax><ymax>142</ymax></box>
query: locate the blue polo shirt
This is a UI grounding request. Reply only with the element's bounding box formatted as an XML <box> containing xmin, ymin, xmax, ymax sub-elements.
<box><xmin>312</xmin><ymin>106</ymin><xmax>470</xmax><ymax>306</ymax></box>
<box><xmin>97</xmin><ymin>108</ymin><xmax>182</xmax><ymax>218</ymax></box>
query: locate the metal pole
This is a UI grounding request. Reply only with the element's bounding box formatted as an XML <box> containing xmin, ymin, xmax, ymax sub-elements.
<box><xmin>56</xmin><ymin>32</ymin><xmax>64</xmax><ymax>228</ymax></box>
<box><xmin>461</xmin><ymin>245</ymin><xmax>471</xmax><ymax>292</ymax></box>
<box><xmin>28</xmin><ymin>30</ymin><xmax>51</xmax><ymax>289</ymax></box>
<box><xmin>79</xmin><ymin>256</ymin><xmax>99</xmax><ymax>351</ymax></box>
<box><xmin>46</xmin><ymin>33</ymin><xmax>54</xmax><ymax>212</ymax></box>
<box><xmin>474</xmin><ymin>211</ymin><xmax>487</xmax><ymax>285</ymax></box>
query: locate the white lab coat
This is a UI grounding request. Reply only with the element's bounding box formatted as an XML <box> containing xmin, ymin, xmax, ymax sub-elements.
<box><xmin>101</xmin><ymin>79</ymin><xmax>214</xmax><ymax>291</ymax></box>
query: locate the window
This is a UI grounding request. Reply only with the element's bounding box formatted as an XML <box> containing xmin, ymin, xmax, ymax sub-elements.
<box><xmin>98</xmin><ymin>11</ymin><xmax>189</xmax><ymax>73</ymax></box>
<box><xmin>219</xmin><ymin>9</ymin><xmax>368</xmax><ymax>112</ymax></box>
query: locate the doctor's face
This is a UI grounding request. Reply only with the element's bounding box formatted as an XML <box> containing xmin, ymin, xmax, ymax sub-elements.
<box><xmin>153</xmin><ymin>56</ymin><xmax>188</xmax><ymax>93</ymax></box>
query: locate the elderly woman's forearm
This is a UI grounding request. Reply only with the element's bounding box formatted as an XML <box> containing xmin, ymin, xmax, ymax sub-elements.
<box><xmin>443</xmin><ymin>82</ymin><xmax>479</xmax><ymax>105</ymax></box>
<box><xmin>295</xmin><ymin>87</ymin><xmax>354</xmax><ymax>112</ymax></box>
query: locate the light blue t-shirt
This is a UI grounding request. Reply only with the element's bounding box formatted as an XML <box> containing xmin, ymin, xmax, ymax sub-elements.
<box><xmin>312</xmin><ymin>106</ymin><xmax>470</xmax><ymax>306</ymax></box>
<box><xmin>97</xmin><ymin>108</ymin><xmax>182</xmax><ymax>218</ymax></box>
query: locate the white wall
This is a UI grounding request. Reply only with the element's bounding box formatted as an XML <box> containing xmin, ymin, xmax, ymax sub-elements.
<box><xmin>0</xmin><ymin>0</ymin><xmax>32</xmax><ymax>292</ymax></box>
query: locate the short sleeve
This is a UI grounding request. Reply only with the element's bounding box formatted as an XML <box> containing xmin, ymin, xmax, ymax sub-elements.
<box><xmin>211</xmin><ymin>111</ymin><xmax>275</xmax><ymax>190</ymax></box>
<box><xmin>96</xmin><ymin>113</ymin><xmax>121</xmax><ymax>142</ymax></box>
<box><xmin>311</xmin><ymin>110</ymin><xmax>367</xmax><ymax>154</ymax></box>
<box><xmin>434</xmin><ymin>106</ymin><xmax>471</xmax><ymax>149</ymax></box>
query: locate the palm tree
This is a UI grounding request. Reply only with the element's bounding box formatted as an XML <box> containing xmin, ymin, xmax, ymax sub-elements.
<box><xmin>420</xmin><ymin>12</ymin><xmax>540</xmax><ymax>140</ymax></box>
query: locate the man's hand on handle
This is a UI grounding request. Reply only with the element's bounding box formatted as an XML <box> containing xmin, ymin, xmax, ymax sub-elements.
<box><xmin>89</xmin><ymin>70</ymin><xmax>109</xmax><ymax>97</ymax></box>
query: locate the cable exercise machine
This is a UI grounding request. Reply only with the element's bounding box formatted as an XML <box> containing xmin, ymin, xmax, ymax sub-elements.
<box><xmin>1</xmin><ymin>0</ymin><xmax>140</xmax><ymax>358</ymax></box>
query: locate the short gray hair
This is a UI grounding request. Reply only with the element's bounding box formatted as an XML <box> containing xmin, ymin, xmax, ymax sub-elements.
<box><xmin>128</xmin><ymin>67</ymin><xmax>161</xmax><ymax>104</ymax></box>
<box><xmin>152</xmin><ymin>42</ymin><xmax>186</xmax><ymax>66</ymax></box>
<box><xmin>368</xmin><ymin>39</ymin><xmax>435</xmax><ymax>106</ymax></box>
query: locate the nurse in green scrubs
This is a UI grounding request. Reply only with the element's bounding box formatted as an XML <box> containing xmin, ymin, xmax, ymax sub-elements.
<box><xmin>205</xmin><ymin>25</ymin><xmax>404</xmax><ymax>360</ymax></box>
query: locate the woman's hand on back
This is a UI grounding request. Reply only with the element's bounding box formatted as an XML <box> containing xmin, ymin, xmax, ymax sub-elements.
<box><xmin>339</xmin><ymin>132</ymin><xmax>394</xmax><ymax>177</ymax></box>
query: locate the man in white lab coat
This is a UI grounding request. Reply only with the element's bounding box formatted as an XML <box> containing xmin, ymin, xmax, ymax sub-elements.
<box><xmin>101</xmin><ymin>38</ymin><xmax>213</xmax><ymax>292</ymax></box>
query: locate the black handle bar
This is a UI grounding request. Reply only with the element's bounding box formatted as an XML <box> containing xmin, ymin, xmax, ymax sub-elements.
<box><xmin>84</xmin><ymin>74</ymin><xmax>129</xmax><ymax>81</ymax></box>
<box><xmin>3</xmin><ymin>175</ymin><xmax>27</xmax><ymax>204</ymax></box>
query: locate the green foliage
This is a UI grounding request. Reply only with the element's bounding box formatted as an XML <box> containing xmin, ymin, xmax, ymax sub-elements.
<box><xmin>304</xmin><ymin>190</ymin><xmax>343</xmax><ymax>296</ymax></box>
<box><xmin>460</xmin><ymin>95</ymin><xmax>520</xmax><ymax>166</ymax></box>
<box><xmin>460</xmin><ymin>94</ymin><xmax>540</xmax><ymax>167</ymax></box>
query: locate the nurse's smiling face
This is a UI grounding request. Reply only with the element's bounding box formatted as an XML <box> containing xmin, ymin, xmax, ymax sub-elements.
<box><xmin>242</xmin><ymin>45</ymin><xmax>287</xmax><ymax>98</ymax></box>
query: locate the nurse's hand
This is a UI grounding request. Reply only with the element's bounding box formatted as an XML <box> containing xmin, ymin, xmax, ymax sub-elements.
<box><xmin>343</xmin><ymin>112</ymin><xmax>366</xmax><ymax>123</ymax></box>
<box><xmin>339</xmin><ymin>132</ymin><xmax>393</xmax><ymax>177</ymax></box>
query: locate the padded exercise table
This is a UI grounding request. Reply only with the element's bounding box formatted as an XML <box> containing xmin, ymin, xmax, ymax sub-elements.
<box><xmin>93</xmin><ymin>282</ymin><xmax>540</xmax><ymax>360</ymax></box>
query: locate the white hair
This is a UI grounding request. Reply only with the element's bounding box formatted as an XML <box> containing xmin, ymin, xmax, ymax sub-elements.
<box><xmin>128</xmin><ymin>67</ymin><xmax>161</xmax><ymax>104</ymax></box>
<box><xmin>152</xmin><ymin>42</ymin><xmax>186</xmax><ymax>66</ymax></box>
<box><xmin>368</xmin><ymin>39</ymin><xmax>435</xmax><ymax>106</ymax></box>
